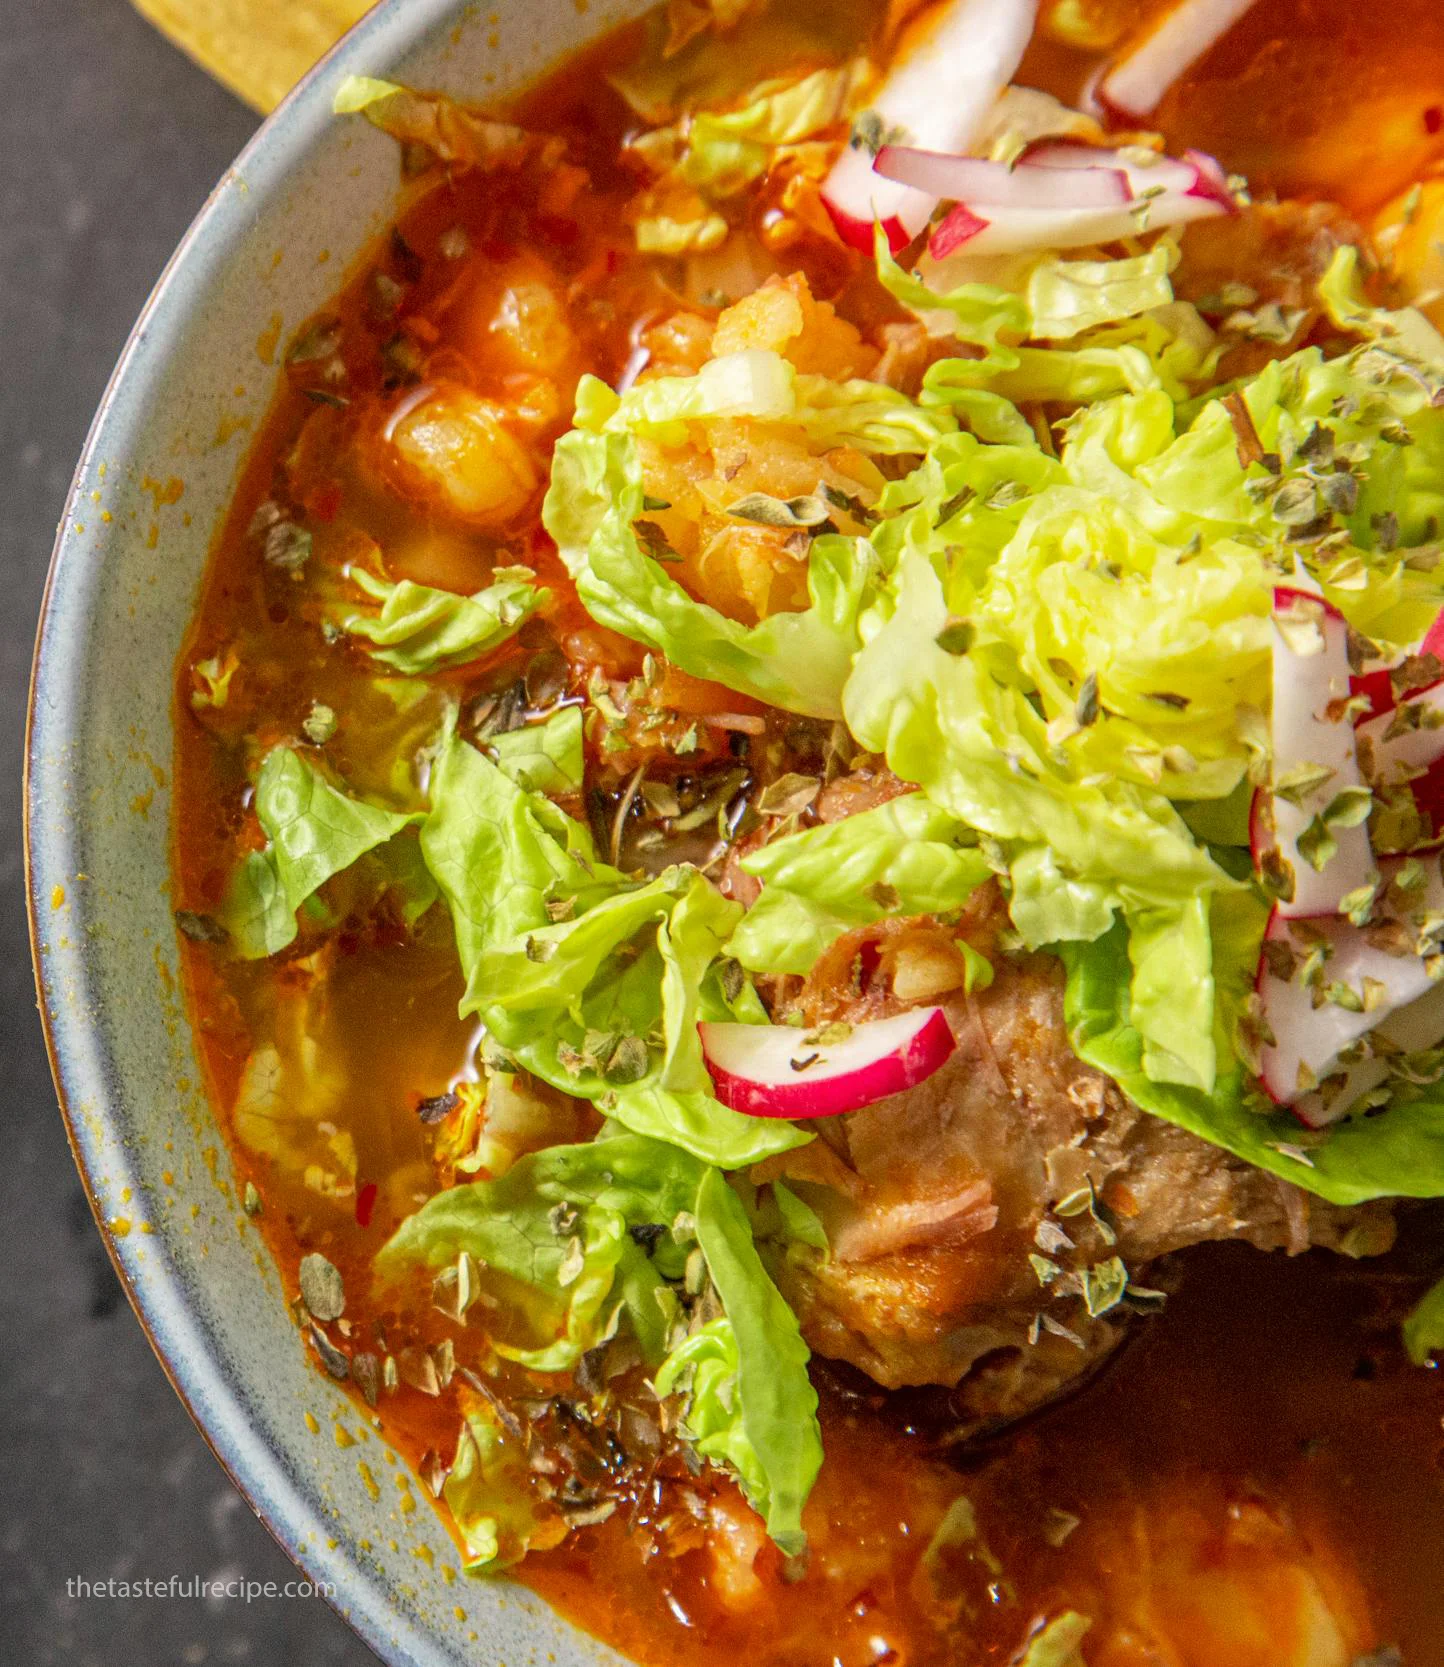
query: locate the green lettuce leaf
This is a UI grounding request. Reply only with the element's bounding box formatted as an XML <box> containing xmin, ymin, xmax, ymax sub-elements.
<box><xmin>338</xmin><ymin>568</ymin><xmax>548</xmax><ymax>675</ymax></box>
<box><xmin>1063</xmin><ymin>919</ymin><xmax>1444</xmax><ymax>1207</ymax></box>
<box><xmin>628</xmin><ymin>62</ymin><xmax>858</xmax><ymax>239</ymax></box>
<box><xmin>1015</xmin><ymin>1613</ymin><xmax>1093</xmax><ymax>1667</ymax></box>
<box><xmin>770</xmin><ymin>1180</ymin><xmax>829</xmax><ymax>1254</ymax></box>
<box><xmin>545</xmin><ymin>347</ymin><xmax>956</xmax><ymax>717</ymax></box>
<box><xmin>729</xmin><ymin>793</ymin><xmax>994</xmax><ymax>974</ymax></box>
<box><xmin>421</xmin><ymin>728</ymin><xmax>806</xmax><ymax>1166</ymax></box>
<box><xmin>605</xmin><ymin>0</ymin><xmax>871</xmax><ymax>122</ymax></box>
<box><xmin>487</xmin><ymin>706</ymin><xmax>585</xmax><ymax>795</ymax></box>
<box><xmin>545</xmin><ymin>426</ymin><xmax>880</xmax><ymax>720</ymax></box>
<box><xmin>466</xmin><ymin>864</ymin><xmax>805</xmax><ymax>1166</ymax></box>
<box><xmin>876</xmin><ymin>232</ymin><xmax>1219</xmax><ymax>408</ymax></box>
<box><xmin>1404</xmin><ymin>1275</ymin><xmax>1444</xmax><ymax>1366</ymax></box>
<box><xmin>444</xmin><ymin>1387</ymin><xmax>561</xmax><ymax>1572</ymax></box>
<box><xmin>383</xmin><ymin>1136</ymin><xmax>825</xmax><ymax>1547</ymax></box>
<box><xmin>223</xmin><ymin>748</ymin><xmax>420</xmax><ymax>958</ymax></box>
<box><xmin>1025</xmin><ymin>245</ymin><xmax>1178</xmax><ymax>341</ymax></box>
<box><xmin>332</xmin><ymin>76</ymin><xmax>555</xmax><ymax>173</ymax></box>
<box><xmin>1319</xmin><ymin>242</ymin><xmax>1444</xmax><ymax>397</ymax></box>
<box><xmin>578</xmin><ymin>349</ymin><xmax>954</xmax><ymax>456</ymax></box>
<box><xmin>420</xmin><ymin>723</ymin><xmax>615</xmax><ymax>973</ymax></box>
<box><xmin>844</xmin><ymin>547</ymin><xmax>1237</xmax><ymax>1090</ymax></box>
<box><xmin>379</xmin><ymin>1132</ymin><xmax>707</xmax><ymax>1371</ymax></box>
<box><xmin>683</xmin><ymin>1166</ymin><xmax>822</xmax><ymax>1555</ymax></box>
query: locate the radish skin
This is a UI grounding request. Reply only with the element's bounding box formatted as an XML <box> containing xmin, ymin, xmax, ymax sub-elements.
<box><xmin>927</xmin><ymin>187</ymin><xmax>1226</xmax><ymax>257</ymax></box>
<box><xmin>821</xmin><ymin>0</ymin><xmax>1038</xmax><ymax>251</ymax></box>
<box><xmin>700</xmin><ymin>1008</ymin><xmax>956</xmax><ymax>1119</ymax></box>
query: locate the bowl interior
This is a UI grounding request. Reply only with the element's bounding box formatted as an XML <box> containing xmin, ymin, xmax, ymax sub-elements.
<box><xmin>27</xmin><ymin>4</ymin><xmax>652</xmax><ymax>1663</ymax></box>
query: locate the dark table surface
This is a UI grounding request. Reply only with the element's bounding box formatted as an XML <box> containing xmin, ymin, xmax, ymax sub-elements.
<box><xmin>0</xmin><ymin>2</ymin><xmax>374</xmax><ymax>1661</ymax></box>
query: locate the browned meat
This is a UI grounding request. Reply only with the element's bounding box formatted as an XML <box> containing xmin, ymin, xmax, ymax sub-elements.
<box><xmin>753</xmin><ymin>899</ymin><xmax>1394</xmax><ymax>1419</ymax></box>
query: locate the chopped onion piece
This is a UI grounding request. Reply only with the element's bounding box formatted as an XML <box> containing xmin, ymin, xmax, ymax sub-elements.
<box><xmin>1101</xmin><ymin>0</ymin><xmax>1263</xmax><ymax>118</ymax></box>
<box><xmin>821</xmin><ymin>0</ymin><xmax>1038</xmax><ymax>251</ymax></box>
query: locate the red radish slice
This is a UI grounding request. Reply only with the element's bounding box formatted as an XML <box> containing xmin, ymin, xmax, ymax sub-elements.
<box><xmin>1357</xmin><ymin>677</ymin><xmax>1444</xmax><ymax>789</ymax></box>
<box><xmin>1292</xmin><ymin>982</ymin><xmax>1444</xmax><ymax>1128</ymax></box>
<box><xmin>873</xmin><ymin>146</ymin><xmax>1131</xmax><ymax>209</ymax></box>
<box><xmin>1344</xmin><ymin>609</ymin><xmax>1444</xmax><ymax>725</ymax></box>
<box><xmin>930</xmin><ymin>204</ymin><xmax>992</xmax><ymax>260</ymax></box>
<box><xmin>1256</xmin><ymin>858</ymin><xmax>1444</xmax><ymax>1120</ymax></box>
<box><xmin>821</xmin><ymin>0</ymin><xmax>1038</xmax><ymax>252</ymax></box>
<box><xmin>1024</xmin><ymin>142</ymin><xmax>1194</xmax><ymax>195</ymax></box>
<box><xmin>699</xmin><ymin>1008</ymin><xmax>956</xmax><ymax>1120</ymax></box>
<box><xmin>1263</xmin><ymin>586</ymin><xmax>1374</xmax><ymax>919</ymax></box>
<box><xmin>1350</xmin><ymin>666</ymin><xmax>1395</xmax><ymax>725</ymax></box>
<box><xmin>1100</xmin><ymin>0</ymin><xmax>1263</xmax><ymax>119</ymax></box>
<box><xmin>1024</xmin><ymin>142</ymin><xmax>1237</xmax><ymax>210</ymax></box>
<box><xmin>927</xmin><ymin>188</ymin><xmax>1227</xmax><ymax>257</ymax></box>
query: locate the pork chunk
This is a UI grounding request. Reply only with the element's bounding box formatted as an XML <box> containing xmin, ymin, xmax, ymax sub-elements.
<box><xmin>754</xmin><ymin>910</ymin><xmax>1394</xmax><ymax>1418</ymax></box>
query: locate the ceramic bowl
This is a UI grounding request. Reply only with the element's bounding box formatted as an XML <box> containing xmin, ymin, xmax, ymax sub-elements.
<box><xmin>26</xmin><ymin>3</ymin><xmax>653</xmax><ymax>1661</ymax></box>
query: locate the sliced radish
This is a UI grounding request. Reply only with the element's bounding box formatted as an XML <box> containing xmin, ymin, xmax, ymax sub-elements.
<box><xmin>1024</xmin><ymin>143</ymin><xmax>1238</xmax><ymax>212</ymax></box>
<box><xmin>927</xmin><ymin>190</ymin><xmax>1227</xmax><ymax>257</ymax></box>
<box><xmin>1350</xmin><ymin>665</ymin><xmax>1396</xmax><ymax>725</ymax></box>
<box><xmin>1292</xmin><ymin>982</ymin><xmax>1444</xmax><ymax>1128</ymax></box>
<box><xmin>1261</xmin><ymin>586</ymin><xmax>1374</xmax><ymax>919</ymax></box>
<box><xmin>923</xmin><ymin>143</ymin><xmax>1234</xmax><ymax>258</ymax></box>
<box><xmin>873</xmin><ymin>146</ymin><xmax>1130</xmax><ymax>209</ymax></box>
<box><xmin>1024</xmin><ymin>142</ymin><xmax>1194</xmax><ymax>197</ymax></box>
<box><xmin>1357</xmin><ymin>678</ymin><xmax>1444</xmax><ymax>789</ymax></box>
<box><xmin>1100</xmin><ymin>0</ymin><xmax>1263</xmax><ymax>119</ymax></box>
<box><xmin>1343</xmin><ymin>608</ymin><xmax>1444</xmax><ymax>725</ymax></box>
<box><xmin>821</xmin><ymin>0</ymin><xmax>1038</xmax><ymax>252</ymax></box>
<box><xmin>699</xmin><ymin>1008</ymin><xmax>956</xmax><ymax>1120</ymax></box>
<box><xmin>1256</xmin><ymin>857</ymin><xmax>1444</xmax><ymax>1122</ymax></box>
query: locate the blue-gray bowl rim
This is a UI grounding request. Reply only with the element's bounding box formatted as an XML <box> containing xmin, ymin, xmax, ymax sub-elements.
<box><xmin>25</xmin><ymin>5</ymin><xmax>529</xmax><ymax>1662</ymax></box>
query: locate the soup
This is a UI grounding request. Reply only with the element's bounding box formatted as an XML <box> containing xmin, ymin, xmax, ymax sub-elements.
<box><xmin>172</xmin><ymin>2</ymin><xmax>1444</xmax><ymax>1661</ymax></box>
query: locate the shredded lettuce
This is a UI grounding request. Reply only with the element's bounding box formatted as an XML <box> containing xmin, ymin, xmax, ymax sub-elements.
<box><xmin>382</xmin><ymin>1138</ymin><xmax>824</xmax><ymax>1548</ymax></box>
<box><xmin>487</xmin><ymin>707</ymin><xmax>585</xmax><ymax>795</ymax></box>
<box><xmin>337</xmin><ymin>568</ymin><xmax>548</xmax><ymax>675</ymax></box>
<box><xmin>546</xmin><ymin>431</ymin><xmax>876</xmax><ymax>721</ymax></box>
<box><xmin>422</xmin><ymin>726</ymin><xmax>806</xmax><ymax>1166</ymax></box>
<box><xmin>729</xmin><ymin>793</ymin><xmax>994</xmax><ymax>975</ymax></box>
<box><xmin>627</xmin><ymin>62</ymin><xmax>859</xmax><ymax>253</ymax></box>
<box><xmin>332</xmin><ymin>75</ymin><xmax>554</xmax><ymax>172</ymax></box>
<box><xmin>223</xmin><ymin>748</ymin><xmax>422</xmax><ymax>958</ymax></box>
<box><xmin>419</xmin><ymin>721</ymin><xmax>614</xmax><ymax>974</ymax></box>
<box><xmin>1403</xmin><ymin>1274</ymin><xmax>1444</xmax><ymax>1366</ymax></box>
<box><xmin>1319</xmin><ymin>243</ymin><xmax>1444</xmax><ymax>398</ymax></box>
<box><xmin>544</xmin><ymin>353</ymin><xmax>953</xmax><ymax>718</ymax></box>
<box><xmin>444</xmin><ymin>1387</ymin><xmax>562</xmax><ymax>1571</ymax></box>
<box><xmin>1064</xmin><ymin>918</ymin><xmax>1444</xmax><ymax>1206</ymax></box>
<box><xmin>844</xmin><ymin>547</ymin><xmax>1236</xmax><ymax>1090</ymax></box>
<box><xmin>876</xmin><ymin>232</ymin><xmax>1220</xmax><ymax>410</ymax></box>
<box><xmin>683</xmin><ymin>1166</ymin><xmax>822</xmax><ymax>1555</ymax></box>
<box><xmin>380</xmin><ymin>1132</ymin><xmax>706</xmax><ymax>1370</ymax></box>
